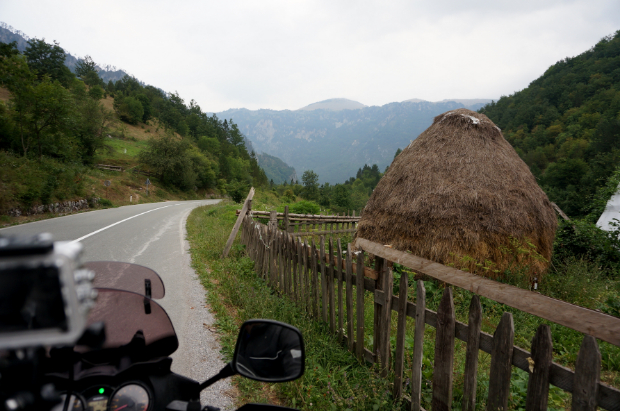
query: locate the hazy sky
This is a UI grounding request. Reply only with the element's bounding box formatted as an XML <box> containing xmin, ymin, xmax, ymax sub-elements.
<box><xmin>1</xmin><ymin>0</ymin><xmax>618</xmax><ymax>112</ymax></box>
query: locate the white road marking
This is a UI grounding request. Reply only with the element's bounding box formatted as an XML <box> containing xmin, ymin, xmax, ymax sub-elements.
<box><xmin>71</xmin><ymin>205</ymin><xmax>172</xmax><ymax>243</ymax></box>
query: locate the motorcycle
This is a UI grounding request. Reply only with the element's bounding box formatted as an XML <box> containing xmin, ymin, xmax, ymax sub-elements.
<box><xmin>0</xmin><ymin>236</ymin><xmax>305</xmax><ymax>411</ymax></box>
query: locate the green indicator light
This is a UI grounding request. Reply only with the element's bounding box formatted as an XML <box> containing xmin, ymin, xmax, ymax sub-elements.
<box><xmin>98</xmin><ymin>388</ymin><xmax>105</xmax><ymax>394</ymax></box>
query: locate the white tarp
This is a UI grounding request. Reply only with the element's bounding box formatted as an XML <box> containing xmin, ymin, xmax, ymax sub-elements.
<box><xmin>596</xmin><ymin>185</ymin><xmax>620</xmax><ymax>231</ymax></box>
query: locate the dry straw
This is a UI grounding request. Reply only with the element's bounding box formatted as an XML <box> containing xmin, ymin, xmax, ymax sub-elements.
<box><xmin>355</xmin><ymin>109</ymin><xmax>557</xmax><ymax>278</ymax></box>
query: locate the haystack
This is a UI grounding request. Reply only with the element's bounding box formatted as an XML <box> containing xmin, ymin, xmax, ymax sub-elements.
<box><xmin>355</xmin><ymin>109</ymin><xmax>557</xmax><ymax>277</ymax></box>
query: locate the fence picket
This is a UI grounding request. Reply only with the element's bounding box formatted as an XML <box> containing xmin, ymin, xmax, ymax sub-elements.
<box><xmin>463</xmin><ymin>295</ymin><xmax>482</xmax><ymax>411</ymax></box>
<box><xmin>487</xmin><ymin>312</ymin><xmax>514</xmax><ymax>411</ymax></box>
<box><xmin>304</xmin><ymin>239</ymin><xmax>310</xmax><ymax>311</ymax></box>
<box><xmin>411</xmin><ymin>280</ymin><xmax>426</xmax><ymax>411</ymax></box>
<box><xmin>356</xmin><ymin>250</ymin><xmax>365</xmax><ymax>361</ymax></box>
<box><xmin>393</xmin><ymin>270</ymin><xmax>409</xmax><ymax>398</ymax></box>
<box><xmin>525</xmin><ymin>324</ymin><xmax>553</xmax><ymax>411</ymax></box>
<box><xmin>432</xmin><ymin>287</ymin><xmax>456</xmax><ymax>411</ymax></box>
<box><xmin>374</xmin><ymin>258</ymin><xmax>385</xmax><ymax>362</ymax></box>
<box><xmin>239</xmin><ymin>219</ymin><xmax>620</xmax><ymax>411</ymax></box>
<box><xmin>320</xmin><ymin>237</ymin><xmax>328</xmax><ymax>323</ymax></box>
<box><xmin>329</xmin><ymin>238</ymin><xmax>336</xmax><ymax>333</ymax></box>
<box><xmin>571</xmin><ymin>336</ymin><xmax>601</xmax><ymax>411</ymax></box>
<box><xmin>346</xmin><ymin>244</ymin><xmax>355</xmax><ymax>352</ymax></box>
<box><xmin>337</xmin><ymin>239</ymin><xmax>344</xmax><ymax>343</ymax></box>
<box><xmin>311</xmin><ymin>239</ymin><xmax>319</xmax><ymax>318</ymax></box>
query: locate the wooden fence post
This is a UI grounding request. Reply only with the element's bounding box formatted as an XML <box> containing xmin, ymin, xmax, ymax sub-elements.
<box><xmin>571</xmin><ymin>335</ymin><xmax>601</xmax><ymax>411</ymax></box>
<box><xmin>284</xmin><ymin>205</ymin><xmax>290</xmax><ymax>232</ymax></box>
<box><xmin>328</xmin><ymin>238</ymin><xmax>336</xmax><ymax>333</ymax></box>
<box><xmin>432</xmin><ymin>287</ymin><xmax>455</xmax><ymax>411</ymax></box>
<box><xmin>356</xmin><ymin>250</ymin><xmax>365</xmax><ymax>361</ymax></box>
<box><xmin>337</xmin><ymin>239</ymin><xmax>344</xmax><ymax>343</ymax></box>
<box><xmin>463</xmin><ymin>295</ymin><xmax>482</xmax><ymax>411</ymax></box>
<box><xmin>221</xmin><ymin>187</ymin><xmax>254</xmax><ymax>258</ymax></box>
<box><xmin>311</xmin><ymin>239</ymin><xmax>319</xmax><ymax>318</ymax></box>
<box><xmin>320</xmin><ymin>237</ymin><xmax>328</xmax><ymax>323</ymax></box>
<box><xmin>487</xmin><ymin>312</ymin><xmax>514</xmax><ymax>411</ymax></box>
<box><xmin>393</xmin><ymin>270</ymin><xmax>409</xmax><ymax>398</ymax></box>
<box><xmin>346</xmin><ymin>244</ymin><xmax>355</xmax><ymax>352</ymax></box>
<box><xmin>525</xmin><ymin>324</ymin><xmax>553</xmax><ymax>411</ymax></box>
<box><xmin>269</xmin><ymin>210</ymin><xmax>277</xmax><ymax>230</ymax></box>
<box><xmin>410</xmin><ymin>280</ymin><xmax>426</xmax><ymax>411</ymax></box>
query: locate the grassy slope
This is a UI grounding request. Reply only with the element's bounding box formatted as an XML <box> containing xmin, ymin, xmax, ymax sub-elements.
<box><xmin>0</xmin><ymin>88</ymin><xmax>212</xmax><ymax>226</ymax></box>
<box><xmin>186</xmin><ymin>192</ymin><xmax>620</xmax><ymax>411</ymax></box>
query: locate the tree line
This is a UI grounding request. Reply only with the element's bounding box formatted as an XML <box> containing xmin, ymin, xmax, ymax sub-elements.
<box><xmin>0</xmin><ymin>37</ymin><xmax>267</xmax><ymax>201</ymax></box>
<box><xmin>270</xmin><ymin>159</ymin><xmax>388</xmax><ymax>213</ymax></box>
<box><xmin>479</xmin><ymin>30</ymin><xmax>620</xmax><ymax>220</ymax></box>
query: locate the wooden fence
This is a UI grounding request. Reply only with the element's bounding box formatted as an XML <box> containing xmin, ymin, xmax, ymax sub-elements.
<box><xmin>240</xmin><ymin>215</ymin><xmax>620</xmax><ymax>411</ymax></box>
<box><xmin>241</xmin><ymin>206</ymin><xmax>360</xmax><ymax>236</ymax></box>
<box><xmin>95</xmin><ymin>164</ymin><xmax>123</xmax><ymax>172</ymax></box>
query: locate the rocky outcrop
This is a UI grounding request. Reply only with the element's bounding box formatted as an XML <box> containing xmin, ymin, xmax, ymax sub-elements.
<box><xmin>7</xmin><ymin>198</ymin><xmax>99</xmax><ymax>217</ymax></box>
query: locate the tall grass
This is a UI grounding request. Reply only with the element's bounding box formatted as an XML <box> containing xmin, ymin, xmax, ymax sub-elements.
<box><xmin>187</xmin><ymin>199</ymin><xmax>620</xmax><ymax>410</ymax></box>
<box><xmin>187</xmin><ymin>202</ymin><xmax>403</xmax><ymax>410</ymax></box>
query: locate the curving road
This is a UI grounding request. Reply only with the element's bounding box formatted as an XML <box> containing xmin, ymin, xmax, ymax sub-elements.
<box><xmin>0</xmin><ymin>200</ymin><xmax>235</xmax><ymax>409</ymax></box>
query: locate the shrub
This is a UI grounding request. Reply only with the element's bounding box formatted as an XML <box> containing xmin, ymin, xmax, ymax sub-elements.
<box><xmin>99</xmin><ymin>198</ymin><xmax>113</xmax><ymax>208</ymax></box>
<box><xmin>553</xmin><ymin>219</ymin><xmax>620</xmax><ymax>275</ymax></box>
<box><xmin>288</xmin><ymin>200</ymin><xmax>320</xmax><ymax>215</ymax></box>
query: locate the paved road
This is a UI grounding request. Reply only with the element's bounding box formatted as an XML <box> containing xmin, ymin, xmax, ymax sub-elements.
<box><xmin>0</xmin><ymin>200</ymin><xmax>235</xmax><ymax>409</ymax></box>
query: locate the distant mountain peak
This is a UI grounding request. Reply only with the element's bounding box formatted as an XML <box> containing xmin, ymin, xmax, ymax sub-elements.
<box><xmin>298</xmin><ymin>98</ymin><xmax>367</xmax><ymax>111</ymax></box>
<box><xmin>402</xmin><ymin>98</ymin><xmax>494</xmax><ymax>107</ymax></box>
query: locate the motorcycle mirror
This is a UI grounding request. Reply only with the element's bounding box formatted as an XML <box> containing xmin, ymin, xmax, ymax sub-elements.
<box><xmin>232</xmin><ymin>319</ymin><xmax>305</xmax><ymax>383</ymax></box>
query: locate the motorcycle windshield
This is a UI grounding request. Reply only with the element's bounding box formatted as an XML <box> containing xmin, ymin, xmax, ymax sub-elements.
<box><xmin>85</xmin><ymin>261</ymin><xmax>165</xmax><ymax>299</ymax></box>
<box><xmin>78</xmin><ymin>289</ymin><xmax>177</xmax><ymax>357</ymax></box>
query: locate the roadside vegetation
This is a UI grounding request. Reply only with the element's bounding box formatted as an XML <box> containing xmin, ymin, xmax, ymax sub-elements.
<box><xmin>0</xmin><ymin>38</ymin><xmax>268</xmax><ymax>222</ymax></box>
<box><xmin>187</xmin><ymin>189</ymin><xmax>620</xmax><ymax>410</ymax></box>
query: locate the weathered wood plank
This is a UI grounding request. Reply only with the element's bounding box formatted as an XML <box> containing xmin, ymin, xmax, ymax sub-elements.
<box><xmin>393</xmin><ymin>270</ymin><xmax>409</xmax><ymax>399</ymax></box>
<box><xmin>291</xmin><ymin>228</ymin><xmax>358</xmax><ymax>236</ymax></box>
<box><xmin>411</xmin><ymin>281</ymin><xmax>426</xmax><ymax>411</ymax></box>
<box><xmin>463</xmin><ymin>296</ymin><xmax>482</xmax><ymax>411</ymax></box>
<box><xmin>320</xmin><ymin>237</ymin><xmax>328</xmax><ymax>323</ymax></box>
<box><xmin>303</xmin><ymin>239</ymin><xmax>310</xmax><ymax>311</ymax></box>
<box><xmin>222</xmin><ymin>187</ymin><xmax>255</xmax><ymax>258</ymax></box>
<box><xmin>337</xmin><ymin>239</ymin><xmax>344</xmax><ymax>343</ymax></box>
<box><xmin>432</xmin><ymin>287</ymin><xmax>455</xmax><ymax>411</ymax></box>
<box><xmin>487</xmin><ymin>312</ymin><xmax>514</xmax><ymax>411</ymax></box>
<box><xmin>572</xmin><ymin>336</ymin><xmax>601</xmax><ymax>411</ymax></box>
<box><xmin>329</xmin><ymin>237</ymin><xmax>336</xmax><ymax>333</ymax></box>
<box><xmin>296</xmin><ymin>238</ymin><xmax>302</xmax><ymax>303</ymax></box>
<box><xmin>526</xmin><ymin>324</ymin><xmax>553</xmax><ymax>411</ymax></box>
<box><xmin>355</xmin><ymin>238</ymin><xmax>620</xmax><ymax>346</ymax></box>
<box><xmin>373</xmin><ymin>258</ymin><xmax>385</xmax><ymax>364</ymax></box>
<box><xmin>356</xmin><ymin>251</ymin><xmax>365</xmax><ymax>361</ymax></box>
<box><xmin>311</xmin><ymin>239</ymin><xmax>319</xmax><ymax>318</ymax></box>
<box><xmin>380</xmin><ymin>261</ymin><xmax>393</xmax><ymax>376</ymax></box>
<box><xmin>346</xmin><ymin>244</ymin><xmax>355</xmax><ymax>353</ymax></box>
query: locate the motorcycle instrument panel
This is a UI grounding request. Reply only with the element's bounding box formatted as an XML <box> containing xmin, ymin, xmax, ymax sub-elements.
<box><xmin>109</xmin><ymin>383</ymin><xmax>150</xmax><ymax>411</ymax></box>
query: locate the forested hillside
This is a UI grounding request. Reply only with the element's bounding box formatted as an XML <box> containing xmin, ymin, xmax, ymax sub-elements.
<box><xmin>219</xmin><ymin>100</ymin><xmax>485</xmax><ymax>183</ymax></box>
<box><xmin>480</xmin><ymin>31</ymin><xmax>620</xmax><ymax>219</ymax></box>
<box><xmin>0</xmin><ymin>37</ymin><xmax>267</xmax><ymax>213</ymax></box>
<box><xmin>256</xmin><ymin>152</ymin><xmax>297</xmax><ymax>184</ymax></box>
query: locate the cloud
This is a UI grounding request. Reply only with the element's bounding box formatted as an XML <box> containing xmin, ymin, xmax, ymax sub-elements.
<box><xmin>1</xmin><ymin>0</ymin><xmax>618</xmax><ymax>111</ymax></box>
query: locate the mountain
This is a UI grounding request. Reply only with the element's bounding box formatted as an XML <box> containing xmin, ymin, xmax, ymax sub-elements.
<box><xmin>298</xmin><ymin>98</ymin><xmax>367</xmax><ymax>111</ymax></box>
<box><xmin>402</xmin><ymin>98</ymin><xmax>493</xmax><ymax>111</ymax></box>
<box><xmin>0</xmin><ymin>22</ymin><xmax>130</xmax><ymax>84</ymax></box>
<box><xmin>256</xmin><ymin>153</ymin><xmax>297</xmax><ymax>184</ymax></box>
<box><xmin>217</xmin><ymin>100</ymin><xmax>481</xmax><ymax>183</ymax></box>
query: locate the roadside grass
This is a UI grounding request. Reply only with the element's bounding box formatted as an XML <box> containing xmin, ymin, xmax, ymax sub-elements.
<box><xmin>187</xmin><ymin>201</ymin><xmax>403</xmax><ymax>410</ymax></box>
<box><xmin>187</xmin><ymin>195</ymin><xmax>620</xmax><ymax>410</ymax></box>
<box><xmin>0</xmin><ymin>150</ymin><xmax>211</xmax><ymax>226</ymax></box>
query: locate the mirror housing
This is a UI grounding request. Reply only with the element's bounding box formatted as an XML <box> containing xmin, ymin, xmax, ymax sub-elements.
<box><xmin>232</xmin><ymin>319</ymin><xmax>305</xmax><ymax>383</ymax></box>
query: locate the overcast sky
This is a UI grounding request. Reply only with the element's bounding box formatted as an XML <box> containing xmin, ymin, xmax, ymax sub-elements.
<box><xmin>1</xmin><ymin>0</ymin><xmax>618</xmax><ymax>112</ymax></box>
